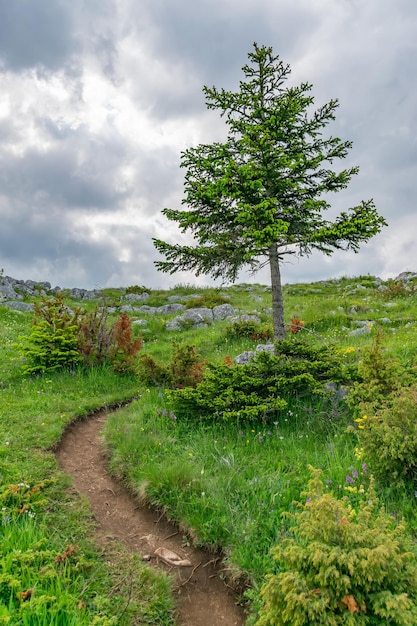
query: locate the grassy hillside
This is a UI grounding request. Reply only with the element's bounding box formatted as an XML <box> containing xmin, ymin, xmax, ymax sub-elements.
<box><xmin>1</xmin><ymin>274</ymin><xmax>417</xmax><ymax>623</ymax></box>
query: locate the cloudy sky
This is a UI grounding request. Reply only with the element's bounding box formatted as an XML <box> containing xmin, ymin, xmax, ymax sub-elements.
<box><xmin>0</xmin><ymin>0</ymin><xmax>416</xmax><ymax>290</ymax></box>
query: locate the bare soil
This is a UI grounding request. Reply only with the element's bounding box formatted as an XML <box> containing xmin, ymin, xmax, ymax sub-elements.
<box><xmin>55</xmin><ymin>410</ymin><xmax>247</xmax><ymax>625</ymax></box>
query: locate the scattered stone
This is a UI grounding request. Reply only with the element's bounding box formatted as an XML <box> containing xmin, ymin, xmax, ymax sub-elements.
<box><xmin>229</xmin><ymin>314</ymin><xmax>261</xmax><ymax>324</ymax></box>
<box><xmin>395</xmin><ymin>271</ymin><xmax>417</xmax><ymax>281</ymax></box>
<box><xmin>352</xmin><ymin>320</ymin><xmax>373</xmax><ymax>327</ymax></box>
<box><xmin>156</xmin><ymin>304</ymin><xmax>186</xmax><ymax>315</ymax></box>
<box><xmin>123</xmin><ymin>292</ymin><xmax>150</xmax><ymax>302</ymax></box>
<box><xmin>234</xmin><ymin>351</ymin><xmax>255</xmax><ymax>365</ymax></box>
<box><xmin>1</xmin><ymin>301</ymin><xmax>34</xmax><ymax>311</ymax></box>
<box><xmin>132</xmin><ymin>319</ymin><xmax>148</xmax><ymax>326</ymax></box>
<box><xmin>349</xmin><ymin>325</ymin><xmax>372</xmax><ymax>336</ymax></box>
<box><xmin>213</xmin><ymin>303</ymin><xmax>235</xmax><ymax>320</ymax></box>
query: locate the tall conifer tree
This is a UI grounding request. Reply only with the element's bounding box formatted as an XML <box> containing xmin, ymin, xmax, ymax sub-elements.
<box><xmin>154</xmin><ymin>44</ymin><xmax>387</xmax><ymax>338</ymax></box>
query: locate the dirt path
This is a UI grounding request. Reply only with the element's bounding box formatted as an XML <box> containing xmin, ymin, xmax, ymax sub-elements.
<box><xmin>55</xmin><ymin>410</ymin><xmax>247</xmax><ymax>625</ymax></box>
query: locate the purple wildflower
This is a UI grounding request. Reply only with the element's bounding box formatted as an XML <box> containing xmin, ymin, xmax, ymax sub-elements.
<box><xmin>345</xmin><ymin>475</ymin><xmax>355</xmax><ymax>485</ymax></box>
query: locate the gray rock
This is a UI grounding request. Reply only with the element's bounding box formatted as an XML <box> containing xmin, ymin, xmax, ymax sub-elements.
<box><xmin>353</xmin><ymin>320</ymin><xmax>373</xmax><ymax>327</ymax></box>
<box><xmin>255</xmin><ymin>343</ymin><xmax>275</xmax><ymax>354</ymax></box>
<box><xmin>69</xmin><ymin>288</ymin><xmax>102</xmax><ymax>300</ymax></box>
<box><xmin>156</xmin><ymin>303</ymin><xmax>186</xmax><ymax>314</ymax></box>
<box><xmin>1</xmin><ymin>301</ymin><xmax>34</xmax><ymax>311</ymax></box>
<box><xmin>165</xmin><ymin>319</ymin><xmax>184</xmax><ymax>331</ymax></box>
<box><xmin>138</xmin><ymin>305</ymin><xmax>158</xmax><ymax>314</ymax></box>
<box><xmin>213</xmin><ymin>303</ymin><xmax>235</xmax><ymax>320</ymax></box>
<box><xmin>123</xmin><ymin>292</ymin><xmax>150</xmax><ymax>302</ymax></box>
<box><xmin>167</xmin><ymin>295</ymin><xmax>186</xmax><ymax>302</ymax></box>
<box><xmin>396</xmin><ymin>271</ymin><xmax>417</xmax><ymax>281</ymax></box>
<box><xmin>181</xmin><ymin>308</ymin><xmax>213</xmax><ymax>322</ymax></box>
<box><xmin>119</xmin><ymin>305</ymin><xmax>136</xmax><ymax>313</ymax></box>
<box><xmin>229</xmin><ymin>314</ymin><xmax>261</xmax><ymax>324</ymax></box>
<box><xmin>0</xmin><ymin>283</ymin><xmax>19</xmax><ymax>300</ymax></box>
<box><xmin>132</xmin><ymin>319</ymin><xmax>148</xmax><ymax>326</ymax></box>
<box><xmin>234</xmin><ymin>351</ymin><xmax>255</xmax><ymax>365</ymax></box>
<box><xmin>349</xmin><ymin>325</ymin><xmax>372</xmax><ymax>336</ymax></box>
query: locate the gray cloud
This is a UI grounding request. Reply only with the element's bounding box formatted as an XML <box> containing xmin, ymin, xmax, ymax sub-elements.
<box><xmin>0</xmin><ymin>0</ymin><xmax>79</xmax><ymax>71</ymax></box>
<box><xmin>0</xmin><ymin>0</ymin><xmax>416</xmax><ymax>290</ymax></box>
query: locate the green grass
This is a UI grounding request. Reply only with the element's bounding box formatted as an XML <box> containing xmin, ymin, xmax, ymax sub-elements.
<box><xmin>0</xmin><ymin>308</ymin><xmax>175</xmax><ymax>624</ymax></box>
<box><xmin>2</xmin><ymin>274</ymin><xmax>417</xmax><ymax>623</ymax></box>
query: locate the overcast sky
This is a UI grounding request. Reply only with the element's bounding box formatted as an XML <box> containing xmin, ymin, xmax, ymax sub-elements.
<box><xmin>0</xmin><ymin>0</ymin><xmax>416</xmax><ymax>290</ymax></box>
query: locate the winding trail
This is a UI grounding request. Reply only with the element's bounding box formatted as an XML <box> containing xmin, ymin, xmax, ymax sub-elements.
<box><xmin>56</xmin><ymin>410</ymin><xmax>247</xmax><ymax>625</ymax></box>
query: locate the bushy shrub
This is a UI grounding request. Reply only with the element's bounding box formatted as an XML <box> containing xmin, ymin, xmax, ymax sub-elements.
<box><xmin>109</xmin><ymin>312</ymin><xmax>143</xmax><ymax>373</ymax></box>
<box><xmin>185</xmin><ymin>291</ymin><xmax>229</xmax><ymax>309</ymax></box>
<box><xmin>353</xmin><ymin>388</ymin><xmax>417</xmax><ymax>485</ymax></box>
<box><xmin>167</xmin><ymin>337</ymin><xmax>351</xmax><ymax>422</ymax></box>
<box><xmin>257</xmin><ymin>467</ymin><xmax>417</xmax><ymax>626</ymax></box>
<box><xmin>377</xmin><ymin>279</ymin><xmax>417</xmax><ymax>299</ymax></box>
<box><xmin>137</xmin><ymin>342</ymin><xmax>206</xmax><ymax>389</ymax></box>
<box><xmin>19</xmin><ymin>295</ymin><xmax>142</xmax><ymax>374</ymax></box>
<box><xmin>18</xmin><ymin>295</ymin><xmax>80</xmax><ymax>374</ymax></box>
<box><xmin>225</xmin><ymin>320</ymin><xmax>273</xmax><ymax>341</ymax></box>
<box><xmin>77</xmin><ymin>306</ymin><xmax>114</xmax><ymax>367</ymax></box>
<box><xmin>346</xmin><ymin>328</ymin><xmax>408</xmax><ymax>416</ymax></box>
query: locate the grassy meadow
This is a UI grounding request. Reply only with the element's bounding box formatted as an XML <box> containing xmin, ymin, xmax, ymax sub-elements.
<box><xmin>1</xmin><ymin>274</ymin><xmax>417</xmax><ymax>623</ymax></box>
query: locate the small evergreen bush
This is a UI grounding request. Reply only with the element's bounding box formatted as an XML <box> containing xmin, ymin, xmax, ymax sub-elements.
<box><xmin>225</xmin><ymin>319</ymin><xmax>272</xmax><ymax>341</ymax></box>
<box><xmin>353</xmin><ymin>388</ymin><xmax>417</xmax><ymax>485</ymax></box>
<box><xmin>167</xmin><ymin>337</ymin><xmax>350</xmax><ymax>422</ymax></box>
<box><xmin>346</xmin><ymin>328</ymin><xmax>406</xmax><ymax>415</ymax></box>
<box><xmin>18</xmin><ymin>295</ymin><xmax>80</xmax><ymax>374</ymax></box>
<box><xmin>185</xmin><ymin>291</ymin><xmax>229</xmax><ymax>309</ymax></box>
<box><xmin>257</xmin><ymin>467</ymin><xmax>417</xmax><ymax>626</ymax></box>
<box><xmin>19</xmin><ymin>295</ymin><xmax>142</xmax><ymax>374</ymax></box>
<box><xmin>137</xmin><ymin>342</ymin><xmax>206</xmax><ymax>388</ymax></box>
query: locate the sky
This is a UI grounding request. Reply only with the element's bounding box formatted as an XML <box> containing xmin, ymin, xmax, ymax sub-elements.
<box><xmin>0</xmin><ymin>0</ymin><xmax>416</xmax><ymax>291</ymax></box>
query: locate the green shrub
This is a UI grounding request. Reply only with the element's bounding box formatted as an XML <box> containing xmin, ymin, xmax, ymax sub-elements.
<box><xmin>353</xmin><ymin>388</ymin><xmax>417</xmax><ymax>485</ymax></box>
<box><xmin>225</xmin><ymin>319</ymin><xmax>273</xmax><ymax>341</ymax></box>
<box><xmin>18</xmin><ymin>295</ymin><xmax>80</xmax><ymax>374</ymax></box>
<box><xmin>346</xmin><ymin>328</ymin><xmax>408</xmax><ymax>416</ymax></box>
<box><xmin>126</xmin><ymin>284</ymin><xmax>149</xmax><ymax>295</ymax></box>
<box><xmin>257</xmin><ymin>467</ymin><xmax>417</xmax><ymax>626</ymax></box>
<box><xmin>137</xmin><ymin>342</ymin><xmax>206</xmax><ymax>389</ymax></box>
<box><xmin>167</xmin><ymin>337</ymin><xmax>350</xmax><ymax>422</ymax></box>
<box><xmin>19</xmin><ymin>296</ymin><xmax>142</xmax><ymax>374</ymax></box>
<box><xmin>185</xmin><ymin>291</ymin><xmax>229</xmax><ymax>309</ymax></box>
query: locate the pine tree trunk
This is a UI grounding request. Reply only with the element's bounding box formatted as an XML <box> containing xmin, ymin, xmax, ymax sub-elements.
<box><xmin>269</xmin><ymin>243</ymin><xmax>285</xmax><ymax>339</ymax></box>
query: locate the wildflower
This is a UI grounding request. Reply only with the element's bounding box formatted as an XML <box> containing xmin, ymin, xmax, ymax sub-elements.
<box><xmin>362</xmin><ymin>462</ymin><xmax>368</xmax><ymax>474</ymax></box>
<box><xmin>327</xmin><ymin>478</ymin><xmax>332</xmax><ymax>485</ymax></box>
<box><xmin>258</xmin><ymin>435</ymin><xmax>264</xmax><ymax>442</ymax></box>
<box><xmin>352</xmin><ymin>469</ymin><xmax>359</xmax><ymax>479</ymax></box>
<box><xmin>345</xmin><ymin>475</ymin><xmax>355</xmax><ymax>485</ymax></box>
<box><xmin>169</xmin><ymin>411</ymin><xmax>176</xmax><ymax>421</ymax></box>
